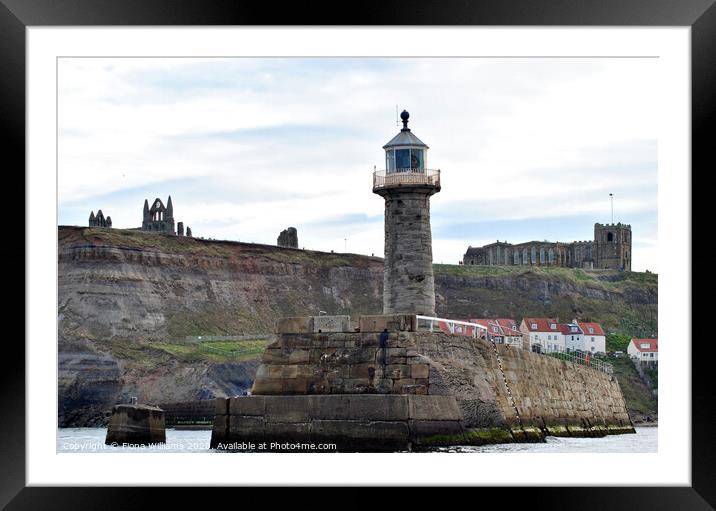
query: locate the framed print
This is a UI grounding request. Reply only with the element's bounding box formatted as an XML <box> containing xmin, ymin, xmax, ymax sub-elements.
<box><xmin>4</xmin><ymin>0</ymin><xmax>712</xmax><ymax>507</ymax></box>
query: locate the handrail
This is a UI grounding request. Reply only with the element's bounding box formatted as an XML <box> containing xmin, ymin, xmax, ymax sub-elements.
<box><xmin>373</xmin><ymin>169</ymin><xmax>440</xmax><ymax>190</ymax></box>
<box><xmin>416</xmin><ymin>315</ymin><xmax>487</xmax><ymax>338</ymax></box>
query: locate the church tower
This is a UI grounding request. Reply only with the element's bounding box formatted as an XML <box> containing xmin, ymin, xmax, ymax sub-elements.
<box><xmin>594</xmin><ymin>222</ymin><xmax>631</xmax><ymax>270</ymax></box>
<box><xmin>373</xmin><ymin>110</ymin><xmax>441</xmax><ymax>316</ymax></box>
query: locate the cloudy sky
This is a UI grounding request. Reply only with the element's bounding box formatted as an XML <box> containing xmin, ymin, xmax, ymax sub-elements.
<box><xmin>58</xmin><ymin>57</ymin><xmax>658</xmax><ymax>271</ymax></box>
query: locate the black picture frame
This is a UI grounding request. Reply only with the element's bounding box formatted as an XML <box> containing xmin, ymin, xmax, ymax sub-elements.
<box><xmin>3</xmin><ymin>0</ymin><xmax>710</xmax><ymax>508</ymax></box>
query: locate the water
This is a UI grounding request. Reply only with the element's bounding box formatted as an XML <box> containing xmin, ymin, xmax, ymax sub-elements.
<box><xmin>438</xmin><ymin>426</ymin><xmax>657</xmax><ymax>453</ymax></box>
<box><xmin>57</xmin><ymin>426</ymin><xmax>657</xmax><ymax>453</ymax></box>
<box><xmin>58</xmin><ymin>428</ymin><xmax>214</xmax><ymax>453</ymax></box>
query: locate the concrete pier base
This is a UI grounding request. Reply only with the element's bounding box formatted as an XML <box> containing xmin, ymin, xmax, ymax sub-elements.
<box><xmin>210</xmin><ymin>394</ymin><xmax>463</xmax><ymax>452</ymax></box>
<box><xmin>105</xmin><ymin>404</ymin><xmax>166</xmax><ymax>446</ymax></box>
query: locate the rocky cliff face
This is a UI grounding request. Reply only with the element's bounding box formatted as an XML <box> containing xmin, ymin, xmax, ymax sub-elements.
<box><xmin>58</xmin><ymin>227</ymin><xmax>657</xmax><ymax>426</ymax></box>
<box><xmin>58</xmin><ymin>227</ymin><xmax>383</xmax><ymax>426</ymax></box>
<box><xmin>434</xmin><ymin>265</ymin><xmax>657</xmax><ymax>336</ymax></box>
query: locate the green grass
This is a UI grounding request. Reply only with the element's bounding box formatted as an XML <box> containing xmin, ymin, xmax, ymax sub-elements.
<box><xmin>609</xmin><ymin>356</ymin><xmax>657</xmax><ymax>417</ymax></box>
<box><xmin>78</xmin><ymin>227</ymin><xmax>236</xmax><ymax>257</ymax></box>
<box><xmin>433</xmin><ymin>264</ymin><xmax>657</xmax><ymax>293</ymax></box>
<box><xmin>606</xmin><ymin>333</ymin><xmax>632</xmax><ymax>352</ymax></box>
<box><xmin>150</xmin><ymin>339</ymin><xmax>270</xmax><ymax>363</ymax></box>
<box><xmin>102</xmin><ymin>337</ymin><xmax>269</xmax><ymax>367</ymax></box>
<box><xmin>69</xmin><ymin>226</ymin><xmax>377</xmax><ymax>269</ymax></box>
<box><xmin>643</xmin><ymin>366</ymin><xmax>658</xmax><ymax>390</ymax></box>
<box><xmin>165</xmin><ymin>306</ymin><xmax>275</xmax><ymax>339</ymax></box>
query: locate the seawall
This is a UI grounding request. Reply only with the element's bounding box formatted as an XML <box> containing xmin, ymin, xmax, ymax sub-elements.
<box><xmin>240</xmin><ymin>315</ymin><xmax>634</xmax><ymax>446</ymax></box>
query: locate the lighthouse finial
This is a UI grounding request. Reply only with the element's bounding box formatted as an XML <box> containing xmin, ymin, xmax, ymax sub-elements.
<box><xmin>400</xmin><ymin>110</ymin><xmax>410</xmax><ymax>131</ymax></box>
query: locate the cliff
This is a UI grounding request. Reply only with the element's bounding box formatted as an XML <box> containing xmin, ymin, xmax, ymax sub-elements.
<box><xmin>58</xmin><ymin>226</ymin><xmax>657</xmax><ymax>426</ymax></box>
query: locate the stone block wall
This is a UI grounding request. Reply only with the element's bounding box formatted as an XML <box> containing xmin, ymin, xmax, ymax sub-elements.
<box><xmin>211</xmin><ymin>394</ymin><xmax>464</xmax><ymax>451</ymax></box>
<box><xmin>252</xmin><ymin>330</ymin><xmax>431</xmax><ymax>396</ymax></box>
<box><xmin>251</xmin><ymin>315</ymin><xmax>634</xmax><ymax>441</ymax></box>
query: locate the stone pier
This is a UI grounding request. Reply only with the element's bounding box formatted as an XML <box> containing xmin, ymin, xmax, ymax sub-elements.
<box><xmin>105</xmin><ymin>404</ymin><xmax>166</xmax><ymax>446</ymax></box>
<box><xmin>209</xmin><ymin>314</ymin><xmax>634</xmax><ymax>451</ymax></box>
<box><xmin>211</xmin><ymin>394</ymin><xmax>463</xmax><ymax>452</ymax></box>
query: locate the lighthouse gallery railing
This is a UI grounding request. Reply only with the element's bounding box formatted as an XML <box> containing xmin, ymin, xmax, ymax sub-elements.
<box><xmin>373</xmin><ymin>169</ymin><xmax>440</xmax><ymax>190</ymax></box>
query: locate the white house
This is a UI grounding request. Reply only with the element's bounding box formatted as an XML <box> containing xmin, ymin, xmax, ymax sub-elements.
<box><xmin>575</xmin><ymin>321</ymin><xmax>607</xmax><ymax>354</ymax></box>
<box><xmin>628</xmin><ymin>338</ymin><xmax>658</xmax><ymax>364</ymax></box>
<box><xmin>520</xmin><ymin>318</ymin><xmax>565</xmax><ymax>352</ymax></box>
<box><xmin>559</xmin><ymin>323</ymin><xmax>584</xmax><ymax>352</ymax></box>
<box><xmin>562</xmin><ymin>320</ymin><xmax>607</xmax><ymax>353</ymax></box>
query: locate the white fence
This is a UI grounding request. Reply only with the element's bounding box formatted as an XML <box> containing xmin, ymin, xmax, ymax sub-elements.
<box><xmin>416</xmin><ymin>315</ymin><xmax>487</xmax><ymax>338</ymax></box>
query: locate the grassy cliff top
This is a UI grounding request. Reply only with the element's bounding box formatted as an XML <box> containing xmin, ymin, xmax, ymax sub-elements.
<box><xmin>433</xmin><ymin>263</ymin><xmax>657</xmax><ymax>291</ymax></box>
<box><xmin>59</xmin><ymin>226</ymin><xmax>657</xmax><ymax>290</ymax></box>
<box><xmin>59</xmin><ymin>226</ymin><xmax>383</xmax><ymax>268</ymax></box>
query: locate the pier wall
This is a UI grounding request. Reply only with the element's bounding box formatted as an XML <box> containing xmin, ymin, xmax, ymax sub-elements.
<box><xmin>247</xmin><ymin>315</ymin><xmax>634</xmax><ymax>443</ymax></box>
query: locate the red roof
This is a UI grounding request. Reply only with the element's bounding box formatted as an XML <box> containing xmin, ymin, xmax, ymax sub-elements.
<box><xmin>470</xmin><ymin>319</ymin><xmax>521</xmax><ymax>338</ymax></box>
<box><xmin>631</xmin><ymin>338</ymin><xmax>658</xmax><ymax>352</ymax></box>
<box><xmin>577</xmin><ymin>322</ymin><xmax>605</xmax><ymax>336</ymax></box>
<box><xmin>495</xmin><ymin>318</ymin><xmax>520</xmax><ymax>333</ymax></box>
<box><xmin>558</xmin><ymin>323</ymin><xmax>583</xmax><ymax>335</ymax></box>
<box><xmin>522</xmin><ymin>318</ymin><xmax>559</xmax><ymax>332</ymax></box>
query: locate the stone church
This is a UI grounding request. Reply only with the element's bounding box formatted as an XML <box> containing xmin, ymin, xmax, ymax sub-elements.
<box><xmin>463</xmin><ymin>222</ymin><xmax>632</xmax><ymax>271</ymax></box>
<box><xmin>88</xmin><ymin>195</ymin><xmax>192</xmax><ymax>237</ymax></box>
<box><xmin>141</xmin><ymin>196</ymin><xmax>192</xmax><ymax>236</ymax></box>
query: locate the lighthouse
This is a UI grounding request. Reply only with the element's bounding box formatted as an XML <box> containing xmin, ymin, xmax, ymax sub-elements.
<box><xmin>373</xmin><ymin>110</ymin><xmax>441</xmax><ymax>316</ymax></box>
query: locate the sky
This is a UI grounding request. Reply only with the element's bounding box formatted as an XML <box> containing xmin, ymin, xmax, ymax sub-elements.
<box><xmin>58</xmin><ymin>57</ymin><xmax>658</xmax><ymax>272</ymax></box>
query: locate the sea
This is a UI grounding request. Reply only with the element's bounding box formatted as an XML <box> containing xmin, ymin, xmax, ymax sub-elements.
<box><xmin>57</xmin><ymin>426</ymin><xmax>657</xmax><ymax>453</ymax></box>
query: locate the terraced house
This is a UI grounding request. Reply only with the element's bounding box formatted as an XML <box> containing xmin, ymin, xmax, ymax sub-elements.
<box><xmin>471</xmin><ymin>318</ymin><xmax>523</xmax><ymax>347</ymax></box>
<box><xmin>520</xmin><ymin>318</ymin><xmax>563</xmax><ymax>352</ymax></box>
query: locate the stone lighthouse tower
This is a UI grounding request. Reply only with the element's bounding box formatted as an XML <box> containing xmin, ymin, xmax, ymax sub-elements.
<box><xmin>373</xmin><ymin>110</ymin><xmax>441</xmax><ymax>316</ymax></box>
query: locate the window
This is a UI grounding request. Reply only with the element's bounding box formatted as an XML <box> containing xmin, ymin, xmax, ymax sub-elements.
<box><xmin>395</xmin><ymin>149</ymin><xmax>410</xmax><ymax>170</ymax></box>
<box><xmin>386</xmin><ymin>150</ymin><xmax>395</xmax><ymax>171</ymax></box>
<box><xmin>588</xmin><ymin>327</ymin><xmax>594</xmax><ymax>334</ymax></box>
<box><xmin>410</xmin><ymin>149</ymin><xmax>424</xmax><ymax>170</ymax></box>
<box><xmin>640</xmin><ymin>343</ymin><xmax>651</xmax><ymax>349</ymax></box>
<box><xmin>550</xmin><ymin>324</ymin><xmax>556</xmax><ymax>330</ymax></box>
<box><xmin>591</xmin><ymin>337</ymin><xmax>595</xmax><ymax>342</ymax></box>
<box><xmin>531</xmin><ymin>323</ymin><xmax>537</xmax><ymax>329</ymax></box>
<box><xmin>493</xmin><ymin>326</ymin><xmax>498</xmax><ymax>333</ymax></box>
<box><xmin>607</xmin><ymin>232</ymin><xmax>614</xmax><ymax>242</ymax></box>
<box><xmin>650</xmin><ymin>353</ymin><xmax>654</xmax><ymax>358</ymax></box>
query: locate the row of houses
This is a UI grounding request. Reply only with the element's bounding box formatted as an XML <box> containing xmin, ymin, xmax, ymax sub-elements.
<box><xmin>432</xmin><ymin>316</ymin><xmax>658</xmax><ymax>361</ymax></box>
<box><xmin>436</xmin><ymin>317</ymin><xmax>608</xmax><ymax>353</ymax></box>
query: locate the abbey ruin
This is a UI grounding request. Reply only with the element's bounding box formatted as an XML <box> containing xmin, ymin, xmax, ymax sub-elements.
<box><xmin>277</xmin><ymin>227</ymin><xmax>298</xmax><ymax>248</ymax></box>
<box><xmin>463</xmin><ymin>222</ymin><xmax>632</xmax><ymax>271</ymax></box>
<box><xmin>88</xmin><ymin>195</ymin><xmax>193</xmax><ymax>237</ymax></box>
<box><xmin>88</xmin><ymin>209</ymin><xmax>112</xmax><ymax>228</ymax></box>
